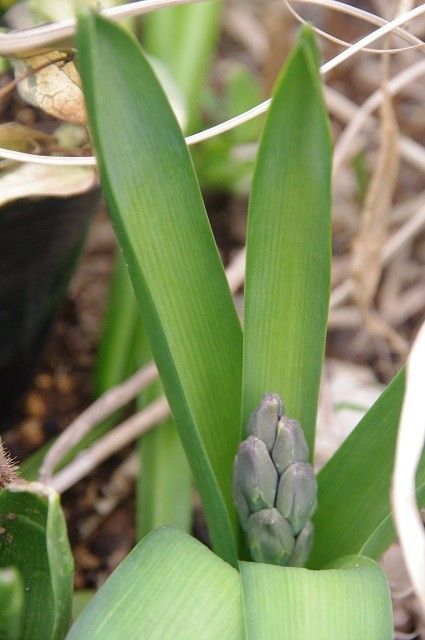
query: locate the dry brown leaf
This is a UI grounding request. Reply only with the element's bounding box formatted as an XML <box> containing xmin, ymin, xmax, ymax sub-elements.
<box><xmin>11</xmin><ymin>48</ymin><xmax>87</xmax><ymax>125</ymax></box>
<box><xmin>350</xmin><ymin>51</ymin><xmax>406</xmax><ymax>352</ymax></box>
<box><xmin>0</xmin><ymin>122</ymin><xmax>56</xmax><ymax>152</ymax></box>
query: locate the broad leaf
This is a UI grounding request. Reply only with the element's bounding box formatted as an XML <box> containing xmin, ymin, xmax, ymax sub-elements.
<box><xmin>66</xmin><ymin>527</ymin><xmax>243</xmax><ymax>640</ymax></box>
<box><xmin>0</xmin><ymin>483</ymin><xmax>73</xmax><ymax>639</ymax></box>
<box><xmin>242</xmin><ymin>28</ymin><xmax>332</xmax><ymax>454</ymax></box>
<box><xmin>144</xmin><ymin>1</ymin><xmax>222</xmax><ymax>130</ymax></box>
<box><xmin>240</xmin><ymin>555</ymin><xmax>392</xmax><ymax>639</ymax></box>
<box><xmin>77</xmin><ymin>11</ymin><xmax>242</xmax><ymax>565</ymax></box>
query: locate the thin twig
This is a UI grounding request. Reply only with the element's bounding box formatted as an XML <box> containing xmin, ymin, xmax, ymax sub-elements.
<box><xmin>38</xmin><ymin>360</ymin><xmax>158</xmax><ymax>482</ymax></box>
<box><xmin>330</xmin><ymin>204</ymin><xmax>425</xmax><ymax>310</ymax></box>
<box><xmin>284</xmin><ymin>0</ymin><xmax>425</xmax><ymax>54</ymax></box>
<box><xmin>327</xmin><ymin>87</ymin><xmax>425</xmax><ymax>178</ymax></box>
<box><xmin>334</xmin><ymin>60</ymin><xmax>425</xmax><ymax>173</ymax></box>
<box><xmin>50</xmin><ymin>397</ymin><xmax>169</xmax><ymax>493</ymax></box>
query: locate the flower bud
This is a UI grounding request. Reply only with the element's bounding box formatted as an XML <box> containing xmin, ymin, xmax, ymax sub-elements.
<box><xmin>233</xmin><ymin>436</ymin><xmax>277</xmax><ymax>521</ymax></box>
<box><xmin>247</xmin><ymin>393</ymin><xmax>283</xmax><ymax>451</ymax></box>
<box><xmin>275</xmin><ymin>462</ymin><xmax>317</xmax><ymax>534</ymax></box>
<box><xmin>247</xmin><ymin>508</ymin><xmax>295</xmax><ymax>565</ymax></box>
<box><xmin>287</xmin><ymin>520</ymin><xmax>314</xmax><ymax>567</ymax></box>
<box><xmin>271</xmin><ymin>416</ymin><xmax>309</xmax><ymax>474</ymax></box>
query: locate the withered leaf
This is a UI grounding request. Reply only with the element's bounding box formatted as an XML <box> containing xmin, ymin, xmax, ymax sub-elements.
<box><xmin>0</xmin><ymin>121</ymin><xmax>56</xmax><ymax>152</ymax></box>
<box><xmin>11</xmin><ymin>48</ymin><xmax>87</xmax><ymax>125</ymax></box>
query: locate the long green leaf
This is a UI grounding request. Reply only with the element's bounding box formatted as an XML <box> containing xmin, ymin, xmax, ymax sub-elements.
<box><xmin>66</xmin><ymin>527</ymin><xmax>243</xmax><ymax>640</ymax></box>
<box><xmin>137</xmin><ymin>417</ymin><xmax>192</xmax><ymax>538</ymax></box>
<box><xmin>0</xmin><ymin>484</ymin><xmax>73</xmax><ymax>640</ymax></box>
<box><xmin>144</xmin><ymin>1</ymin><xmax>222</xmax><ymax>130</ymax></box>
<box><xmin>240</xmin><ymin>556</ymin><xmax>392</xmax><ymax>639</ymax></box>
<box><xmin>0</xmin><ymin>567</ymin><xmax>23</xmax><ymax>640</ymax></box>
<box><xmin>77</xmin><ymin>11</ymin><xmax>242</xmax><ymax>565</ymax></box>
<box><xmin>242</xmin><ymin>28</ymin><xmax>332</xmax><ymax>453</ymax></box>
<box><xmin>96</xmin><ymin>255</ymin><xmax>192</xmax><ymax>538</ymax></box>
<box><xmin>95</xmin><ymin>251</ymin><xmax>142</xmax><ymax>396</ymax></box>
<box><xmin>311</xmin><ymin>369</ymin><xmax>409</xmax><ymax>567</ymax></box>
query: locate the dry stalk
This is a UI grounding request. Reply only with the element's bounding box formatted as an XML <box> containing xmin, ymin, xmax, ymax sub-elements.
<box><xmin>333</xmin><ymin>60</ymin><xmax>425</xmax><ymax>174</ymax></box>
<box><xmin>38</xmin><ymin>360</ymin><xmax>158</xmax><ymax>482</ymax></box>
<box><xmin>350</xmin><ymin>44</ymin><xmax>406</xmax><ymax>353</ymax></box>
<box><xmin>392</xmin><ymin>320</ymin><xmax>425</xmax><ymax>617</ymax></box>
<box><xmin>50</xmin><ymin>397</ymin><xmax>169</xmax><ymax>493</ymax></box>
<box><xmin>284</xmin><ymin>0</ymin><xmax>425</xmax><ymax>54</ymax></box>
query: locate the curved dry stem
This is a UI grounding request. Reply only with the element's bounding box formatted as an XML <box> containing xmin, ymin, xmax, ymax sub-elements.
<box><xmin>330</xmin><ymin>204</ymin><xmax>425</xmax><ymax>309</ymax></box>
<box><xmin>334</xmin><ymin>60</ymin><xmax>425</xmax><ymax>173</ymax></box>
<box><xmin>284</xmin><ymin>0</ymin><xmax>425</xmax><ymax>54</ymax></box>
<box><xmin>50</xmin><ymin>396</ymin><xmax>169</xmax><ymax>493</ymax></box>
<box><xmin>392</xmin><ymin>321</ymin><xmax>425</xmax><ymax>616</ymax></box>
<box><xmin>38</xmin><ymin>361</ymin><xmax>158</xmax><ymax>482</ymax></box>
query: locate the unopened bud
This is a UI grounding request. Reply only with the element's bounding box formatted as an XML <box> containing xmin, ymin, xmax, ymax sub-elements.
<box><xmin>287</xmin><ymin>520</ymin><xmax>314</xmax><ymax>567</ymax></box>
<box><xmin>247</xmin><ymin>508</ymin><xmax>295</xmax><ymax>565</ymax></box>
<box><xmin>271</xmin><ymin>416</ymin><xmax>309</xmax><ymax>474</ymax></box>
<box><xmin>275</xmin><ymin>462</ymin><xmax>317</xmax><ymax>534</ymax></box>
<box><xmin>233</xmin><ymin>436</ymin><xmax>277</xmax><ymax>522</ymax></box>
<box><xmin>247</xmin><ymin>393</ymin><xmax>283</xmax><ymax>451</ymax></box>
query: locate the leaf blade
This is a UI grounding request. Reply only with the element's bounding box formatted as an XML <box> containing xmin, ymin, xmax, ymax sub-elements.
<box><xmin>0</xmin><ymin>484</ymin><xmax>73</xmax><ymax>640</ymax></box>
<box><xmin>311</xmin><ymin>369</ymin><xmax>406</xmax><ymax>567</ymax></box>
<box><xmin>240</xmin><ymin>556</ymin><xmax>392</xmax><ymax>639</ymax></box>
<box><xmin>77</xmin><ymin>11</ymin><xmax>242</xmax><ymax>564</ymax></box>
<box><xmin>66</xmin><ymin>527</ymin><xmax>243</xmax><ymax>640</ymax></box>
<box><xmin>242</xmin><ymin>28</ymin><xmax>332</xmax><ymax>453</ymax></box>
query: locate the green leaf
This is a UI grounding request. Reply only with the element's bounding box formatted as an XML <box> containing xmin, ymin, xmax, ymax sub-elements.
<box><xmin>95</xmin><ymin>254</ymin><xmax>192</xmax><ymax>539</ymax></box>
<box><xmin>137</xmin><ymin>372</ymin><xmax>192</xmax><ymax>538</ymax></box>
<box><xmin>137</xmin><ymin>417</ymin><xmax>192</xmax><ymax>538</ymax></box>
<box><xmin>135</xmin><ymin>322</ymin><xmax>192</xmax><ymax>539</ymax></box>
<box><xmin>77</xmin><ymin>11</ymin><xmax>242</xmax><ymax>565</ymax></box>
<box><xmin>242</xmin><ymin>28</ymin><xmax>332</xmax><ymax>454</ymax></box>
<box><xmin>95</xmin><ymin>252</ymin><xmax>142</xmax><ymax>397</ymax></box>
<box><xmin>66</xmin><ymin>527</ymin><xmax>243</xmax><ymax>640</ymax></box>
<box><xmin>240</xmin><ymin>556</ymin><xmax>392</xmax><ymax>639</ymax></box>
<box><xmin>311</xmin><ymin>369</ymin><xmax>408</xmax><ymax>567</ymax></box>
<box><xmin>0</xmin><ymin>567</ymin><xmax>23</xmax><ymax>640</ymax></box>
<box><xmin>144</xmin><ymin>1</ymin><xmax>222</xmax><ymax>130</ymax></box>
<box><xmin>0</xmin><ymin>483</ymin><xmax>73</xmax><ymax>640</ymax></box>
